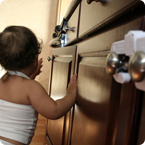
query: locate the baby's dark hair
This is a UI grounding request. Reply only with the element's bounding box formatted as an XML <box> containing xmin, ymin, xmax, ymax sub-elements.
<box><xmin>0</xmin><ymin>26</ymin><xmax>42</xmax><ymax>70</ymax></box>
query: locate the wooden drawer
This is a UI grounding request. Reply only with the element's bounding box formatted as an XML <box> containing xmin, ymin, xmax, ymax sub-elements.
<box><xmin>79</xmin><ymin>0</ymin><xmax>140</xmax><ymax>37</ymax></box>
<box><xmin>66</xmin><ymin>3</ymin><xmax>80</xmax><ymax>44</ymax></box>
<box><xmin>78</xmin><ymin>17</ymin><xmax>144</xmax><ymax>53</ymax></box>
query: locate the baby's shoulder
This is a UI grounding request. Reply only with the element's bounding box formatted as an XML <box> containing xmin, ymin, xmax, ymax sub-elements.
<box><xmin>25</xmin><ymin>78</ymin><xmax>40</xmax><ymax>85</ymax></box>
<box><xmin>25</xmin><ymin>79</ymin><xmax>47</xmax><ymax>98</ymax></box>
<box><xmin>25</xmin><ymin>79</ymin><xmax>43</xmax><ymax>90</ymax></box>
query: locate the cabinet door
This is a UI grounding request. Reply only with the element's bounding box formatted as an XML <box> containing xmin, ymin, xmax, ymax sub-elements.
<box><xmin>46</xmin><ymin>46</ymin><xmax>76</xmax><ymax>145</ymax></box>
<box><xmin>114</xmin><ymin>83</ymin><xmax>142</xmax><ymax>145</ymax></box>
<box><xmin>70</xmin><ymin>17</ymin><xmax>144</xmax><ymax>145</ymax></box>
<box><xmin>137</xmin><ymin>93</ymin><xmax>145</xmax><ymax>145</ymax></box>
<box><xmin>70</xmin><ymin>52</ymin><xmax>121</xmax><ymax>145</ymax></box>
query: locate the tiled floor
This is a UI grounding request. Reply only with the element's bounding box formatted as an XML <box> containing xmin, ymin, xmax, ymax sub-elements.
<box><xmin>30</xmin><ymin>114</ymin><xmax>47</xmax><ymax>145</ymax></box>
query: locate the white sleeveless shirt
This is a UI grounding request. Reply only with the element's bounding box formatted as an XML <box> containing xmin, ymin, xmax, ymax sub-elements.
<box><xmin>0</xmin><ymin>71</ymin><xmax>38</xmax><ymax>144</ymax></box>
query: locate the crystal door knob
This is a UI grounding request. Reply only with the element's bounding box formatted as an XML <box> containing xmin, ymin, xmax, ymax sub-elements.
<box><xmin>106</xmin><ymin>52</ymin><xmax>120</xmax><ymax>75</ymax></box>
<box><xmin>129</xmin><ymin>51</ymin><xmax>145</xmax><ymax>82</ymax></box>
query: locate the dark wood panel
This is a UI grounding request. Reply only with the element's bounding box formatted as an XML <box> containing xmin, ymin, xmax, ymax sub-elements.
<box><xmin>47</xmin><ymin>117</ymin><xmax>65</xmax><ymax>145</ymax></box>
<box><xmin>105</xmin><ymin>79</ymin><xmax>122</xmax><ymax>145</ymax></box>
<box><xmin>66</xmin><ymin>3</ymin><xmax>80</xmax><ymax>43</ymax></box>
<box><xmin>70</xmin><ymin>56</ymin><xmax>119</xmax><ymax>145</ymax></box>
<box><xmin>46</xmin><ymin>46</ymin><xmax>76</xmax><ymax>145</ymax></box>
<box><xmin>51</xmin><ymin>60</ymin><xmax>70</xmax><ymax>99</ymax></box>
<box><xmin>114</xmin><ymin>83</ymin><xmax>143</xmax><ymax>145</ymax></box>
<box><xmin>79</xmin><ymin>0</ymin><xmax>141</xmax><ymax>37</ymax></box>
<box><xmin>137</xmin><ymin>93</ymin><xmax>145</xmax><ymax>145</ymax></box>
<box><xmin>77</xmin><ymin>17</ymin><xmax>143</xmax><ymax>54</ymax></box>
<box><xmin>47</xmin><ymin>60</ymin><xmax>71</xmax><ymax>145</ymax></box>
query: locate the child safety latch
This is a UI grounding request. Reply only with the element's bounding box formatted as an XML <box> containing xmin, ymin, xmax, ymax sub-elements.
<box><xmin>106</xmin><ymin>30</ymin><xmax>145</xmax><ymax>91</ymax></box>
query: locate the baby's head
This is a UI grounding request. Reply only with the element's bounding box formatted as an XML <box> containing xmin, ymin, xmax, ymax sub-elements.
<box><xmin>0</xmin><ymin>26</ymin><xmax>42</xmax><ymax>70</ymax></box>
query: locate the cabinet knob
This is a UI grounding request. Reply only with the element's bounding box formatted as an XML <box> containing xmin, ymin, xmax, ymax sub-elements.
<box><xmin>129</xmin><ymin>51</ymin><xmax>145</xmax><ymax>82</ymax></box>
<box><xmin>47</xmin><ymin>57</ymin><xmax>52</xmax><ymax>61</ymax></box>
<box><xmin>52</xmin><ymin>33</ymin><xmax>58</xmax><ymax>38</ymax></box>
<box><xmin>85</xmin><ymin>0</ymin><xmax>99</xmax><ymax>4</ymax></box>
<box><xmin>106</xmin><ymin>52</ymin><xmax>129</xmax><ymax>75</ymax></box>
<box><xmin>55</xmin><ymin>25</ymin><xmax>61</xmax><ymax>32</ymax></box>
<box><xmin>106</xmin><ymin>52</ymin><xmax>120</xmax><ymax>75</ymax></box>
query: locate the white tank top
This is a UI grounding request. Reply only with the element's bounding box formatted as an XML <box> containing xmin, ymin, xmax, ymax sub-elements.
<box><xmin>0</xmin><ymin>71</ymin><xmax>38</xmax><ymax>144</ymax></box>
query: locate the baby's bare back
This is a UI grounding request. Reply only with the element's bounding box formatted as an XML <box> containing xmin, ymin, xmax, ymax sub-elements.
<box><xmin>0</xmin><ymin>73</ymin><xmax>31</xmax><ymax>105</ymax></box>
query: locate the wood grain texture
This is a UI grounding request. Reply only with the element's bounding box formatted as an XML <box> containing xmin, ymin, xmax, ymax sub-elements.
<box><xmin>30</xmin><ymin>114</ymin><xmax>47</xmax><ymax>145</ymax></box>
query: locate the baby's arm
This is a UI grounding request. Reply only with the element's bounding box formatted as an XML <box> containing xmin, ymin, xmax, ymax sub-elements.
<box><xmin>27</xmin><ymin>74</ymin><xmax>77</xmax><ymax>119</ymax></box>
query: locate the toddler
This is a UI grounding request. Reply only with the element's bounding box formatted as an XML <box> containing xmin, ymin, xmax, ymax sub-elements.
<box><xmin>0</xmin><ymin>26</ymin><xmax>77</xmax><ymax>145</ymax></box>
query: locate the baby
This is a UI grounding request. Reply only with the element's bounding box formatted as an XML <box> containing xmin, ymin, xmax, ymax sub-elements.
<box><xmin>0</xmin><ymin>26</ymin><xmax>77</xmax><ymax>145</ymax></box>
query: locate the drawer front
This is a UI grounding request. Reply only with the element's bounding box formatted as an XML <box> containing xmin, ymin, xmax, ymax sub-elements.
<box><xmin>77</xmin><ymin>17</ymin><xmax>143</xmax><ymax>53</ymax></box>
<box><xmin>66</xmin><ymin>3</ymin><xmax>80</xmax><ymax>44</ymax></box>
<box><xmin>79</xmin><ymin>0</ymin><xmax>138</xmax><ymax>37</ymax></box>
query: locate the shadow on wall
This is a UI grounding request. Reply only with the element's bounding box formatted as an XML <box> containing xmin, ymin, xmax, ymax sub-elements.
<box><xmin>37</xmin><ymin>0</ymin><xmax>58</xmax><ymax>91</ymax></box>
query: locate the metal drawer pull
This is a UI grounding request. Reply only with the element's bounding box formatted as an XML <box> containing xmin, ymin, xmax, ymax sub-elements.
<box><xmin>129</xmin><ymin>51</ymin><xmax>145</xmax><ymax>82</ymax></box>
<box><xmin>47</xmin><ymin>57</ymin><xmax>52</xmax><ymax>61</ymax></box>
<box><xmin>65</xmin><ymin>26</ymin><xmax>75</xmax><ymax>32</ymax></box>
<box><xmin>85</xmin><ymin>0</ymin><xmax>100</xmax><ymax>4</ymax></box>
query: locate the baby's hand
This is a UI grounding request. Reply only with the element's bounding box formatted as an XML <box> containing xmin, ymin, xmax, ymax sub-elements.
<box><xmin>35</xmin><ymin>58</ymin><xmax>43</xmax><ymax>76</ymax></box>
<box><xmin>67</xmin><ymin>74</ymin><xmax>77</xmax><ymax>98</ymax></box>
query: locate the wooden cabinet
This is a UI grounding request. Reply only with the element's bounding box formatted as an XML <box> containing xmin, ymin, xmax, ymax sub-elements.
<box><xmin>46</xmin><ymin>46</ymin><xmax>76</xmax><ymax>145</ymax></box>
<box><xmin>69</xmin><ymin>17</ymin><xmax>144</xmax><ymax>145</ymax></box>
<box><xmin>46</xmin><ymin>0</ymin><xmax>145</xmax><ymax>145</ymax></box>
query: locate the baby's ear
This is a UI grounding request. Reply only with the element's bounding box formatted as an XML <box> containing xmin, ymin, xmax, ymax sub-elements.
<box><xmin>35</xmin><ymin>55</ymin><xmax>38</xmax><ymax>60</ymax></box>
